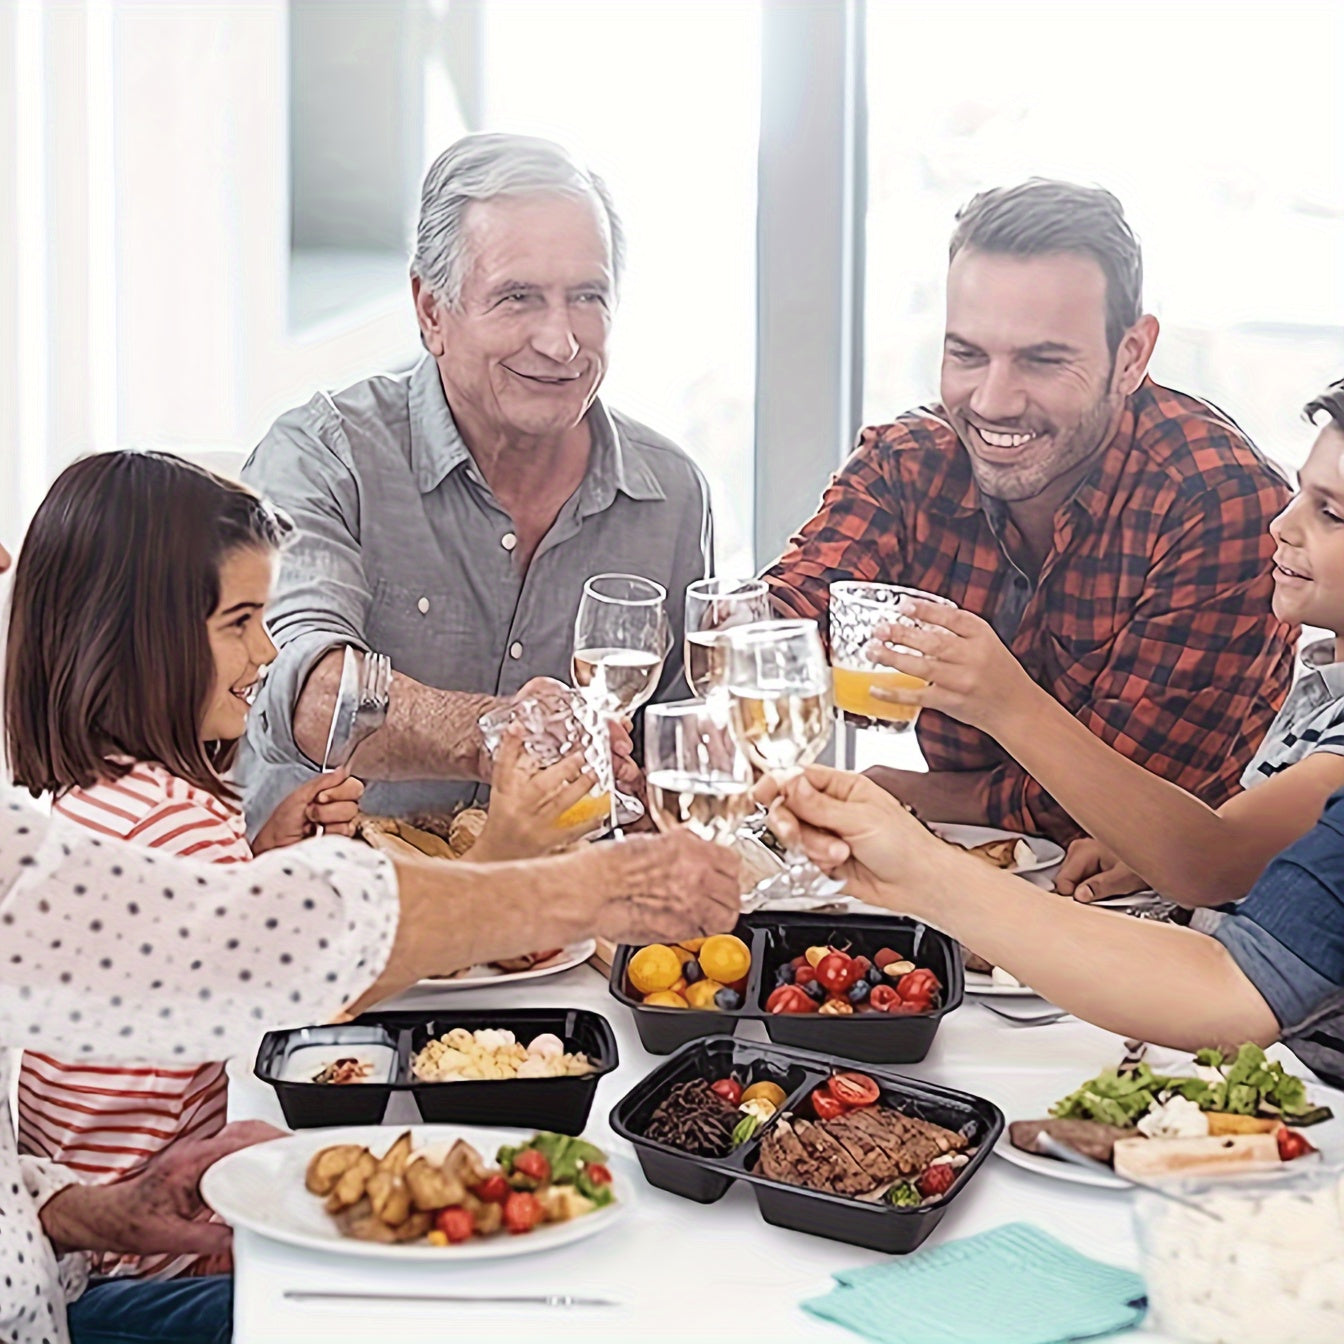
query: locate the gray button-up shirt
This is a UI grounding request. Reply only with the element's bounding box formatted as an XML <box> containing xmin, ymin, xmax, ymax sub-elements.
<box><xmin>238</xmin><ymin>356</ymin><xmax>713</xmax><ymax>831</ymax></box>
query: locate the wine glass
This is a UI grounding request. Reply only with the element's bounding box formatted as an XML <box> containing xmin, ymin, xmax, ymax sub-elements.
<box><xmin>572</xmin><ymin>573</ymin><xmax>670</xmax><ymax>715</ymax></box>
<box><xmin>722</xmin><ymin>619</ymin><xmax>843</xmax><ymax>900</ymax></box>
<box><xmin>829</xmin><ymin>582</ymin><xmax>957</xmax><ymax>767</ymax></box>
<box><xmin>683</xmin><ymin>577</ymin><xmax>772</xmax><ymax>700</ymax></box>
<box><xmin>572</xmin><ymin>573</ymin><xmax>671</xmax><ymax>824</ymax></box>
<box><xmin>644</xmin><ymin>699</ymin><xmax>755</xmax><ymax>843</ymax></box>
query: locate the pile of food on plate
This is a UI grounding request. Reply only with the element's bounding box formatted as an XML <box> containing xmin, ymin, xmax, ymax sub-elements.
<box><xmin>625</xmin><ymin>934</ymin><xmax>752</xmax><ymax>1011</ymax></box>
<box><xmin>1010</xmin><ymin>1044</ymin><xmax>1331</xmax><ymax>1179</ymax></box>
<box><xmin>305</xmin><ymin>1129</ymin><xmax>615</xmax><ymax>1245</ymax></box>
<box><xmin>953</xmin><ymin>835</ymin><xmax>1035</xmax><ymax>871</ymax></box>
<box><xmin>642</xmin><ymin>1076</ymin><xmax>790</xmax><ymax>1157</ymax></box>
<box><xmin>411</xmin><ymin>1028</ymin><xmax>595</xmax><ymax>1082</ymax></box>
<box><xmin>753</xmin><ymin>1071</ymin><xmax>973</xmax><ymax>1207</ymax></box>
<box><xmin>766</xmin><ymin>944</ymin><xmax>942</xmax><ymax>1017</ymax></box>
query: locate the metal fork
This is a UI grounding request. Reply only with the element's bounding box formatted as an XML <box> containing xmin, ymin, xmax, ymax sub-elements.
<box><xmin>315</xmin><ymin>649</ymin><xmax>391</xmax><ymax>834</ymax></box>
<box><xmin>980</xmin><ymin>1002</ymin><xmax>1073</xmax><ymax>1027</ymax></box>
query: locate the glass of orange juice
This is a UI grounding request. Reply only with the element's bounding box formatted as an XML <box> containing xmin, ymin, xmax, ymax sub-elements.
<box><xmin>477</xmin><ymin>688</ymin><xmax>614</xmax><ymax>840</ymax></box>
<box><xmin>829</xmin><ymin>582</ymin><xmax>957</xmax><ymax>733</ymax></box>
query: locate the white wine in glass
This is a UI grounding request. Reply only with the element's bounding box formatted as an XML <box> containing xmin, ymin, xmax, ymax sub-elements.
<box><xmin>572</xmin><ymin>573</ymin><xmax>670</xmax><ymax>716</ymax></box>
<box><xmin>571</xmin><ymin>646</ymin><xmax>665</xmax><ymax>715</ymax></box>
<box><xmin>645</xmin><ymin>699</ymin><xmax>754</xmax><ymax>843</ymax></box>
<box><xmin>683</xmin><ymin>577</ymin><xmax>772</xmax><ymax>699</ymax></box>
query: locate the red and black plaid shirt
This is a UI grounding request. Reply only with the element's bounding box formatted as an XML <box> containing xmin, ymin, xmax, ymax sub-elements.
<box><xmin>764</xmin><ymin>379</ymin><xmax>1297</xmax><ymax>841</ymax></box>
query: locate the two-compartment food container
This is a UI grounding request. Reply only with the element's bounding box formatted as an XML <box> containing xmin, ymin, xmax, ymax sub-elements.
<box><xmin>610</xmin><ymin>1036</ymin><xmax>1003</xmax><ymax>1253</ymax></box>
<box><xmin>254</xmin><ymin>1007</ymin><xmax>617</xmax><ymax>1133</ymax></box>
<box><xmin>608</xmin><ymin>911</ymin><xmax>964</xmax><ymax>1060</ymax></box>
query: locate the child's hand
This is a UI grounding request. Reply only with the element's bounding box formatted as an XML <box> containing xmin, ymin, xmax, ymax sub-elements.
<box><xmin>469</xmin><ymin>729</ymin><xmax>603</xmax><ymax>862</ymax></box>
<box><xmin>253</xmin><ymin>771</ymin><xmax>365</xmax><ymax>853</ymax></box>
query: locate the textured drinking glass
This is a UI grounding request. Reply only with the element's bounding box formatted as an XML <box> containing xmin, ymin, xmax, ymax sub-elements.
<box><xmin>829</xmin><ymin>582</ymin><xmax>957</xmax><ymax>733</ymax></box>
<box><xmin>478</xmin><ymin>688</ymin><xmax>614</xmax><ymax>839</ymax></box>
<box><xmin>683</xmin><ymin>577</ymin><xmax>772</xmax><ymax>699</ymax></box>
<box><xmin>644</xmin><ymin>699</ymin><xmax>754</xmax><ymax>843</ymax></box>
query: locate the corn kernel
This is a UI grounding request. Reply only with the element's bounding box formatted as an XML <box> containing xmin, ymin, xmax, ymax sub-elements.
<box><xmin>426</xmin><ymin>1230</ymin><xmax>449</xmax><ymax>1247</ymax></box>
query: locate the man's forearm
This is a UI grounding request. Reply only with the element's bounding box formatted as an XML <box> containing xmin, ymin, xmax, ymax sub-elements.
<box><xmin>865</xmin><ymin>766</ymin><xmax>993</xmax><ymax>825</ymax></box>
<box><xmin>896</xmin><ymin>853</ymin><xmax>1280</xmax><ymax>1051</ymax></box>
<box><xmin>293</xmin><ymin>648</ymin><xmax>500</xmax><ymax>782</ymax></box>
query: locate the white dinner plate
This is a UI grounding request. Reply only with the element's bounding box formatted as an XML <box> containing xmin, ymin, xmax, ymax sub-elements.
<box><xmin>994</xmin><ymin>1056</ymin><xmax>1344</xmax><ymax>1191</ymax></box>
<box><xmin>417</xmin><ymin>940</ymin><xmax>597</xmax><ymax>990</ymax></box>
<box><xmin>202</xmin><ymin>1124</ymin><xmax>632</xmax><ymax>1261</ymax></box>
<box><xmin>965</xmin><ymin>969</ymin><xmax>1042</xmax><ymax>998</ymax></box>
<box><xmin>928</xmin><ymin>823</ymin><xmax>1064</xmax><ymax>876</ymax></box>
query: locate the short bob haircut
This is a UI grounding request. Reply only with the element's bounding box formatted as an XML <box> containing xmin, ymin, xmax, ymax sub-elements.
<box><xmin>950</xmin><ymin>179</ymin><xmax>1143</xmax><ymax>358</ymax></box>
<box><xmin>1305</xmin><ymin>377</ymin><xmax>1344</xmax><ymax>433</ymax></box>
<box><xmin>5</xmin><ymin>450</ymin><xmax>291</xmax><ymax>802</ymax></box>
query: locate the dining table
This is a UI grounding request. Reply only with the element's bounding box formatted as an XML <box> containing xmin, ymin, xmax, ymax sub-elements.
<box><xmin>219</xmin><ymin>944</ymin><xmax>1291</xmax><ymax>1344</ymax></box>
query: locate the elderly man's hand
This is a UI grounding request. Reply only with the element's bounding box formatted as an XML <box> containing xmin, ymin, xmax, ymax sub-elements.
<box><xmin>40</xmin><ymin>1122</ymin><xmax>286</xmax><ymax>1259</ymax></box>
<box><xmin>591</xmin><ymin>831</ymin><xmax>740</xmax><ymax>945</ymax></box>
<box><xmin>867</xmin><ymin>600</ymin><xmax>1039</xmax><ymax>737</ymax></box>
<box><xmin>754</xmin><ymin>765</ymin><xmax>954</xmax><ymax>907</ymax></box>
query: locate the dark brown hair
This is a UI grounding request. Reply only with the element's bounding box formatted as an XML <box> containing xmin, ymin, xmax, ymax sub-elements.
<box><xmin>1305</xmin><ymin>378</ymin><xmax>1344</xmax><ymax>433</ymax></box>
<box><xmin>5</xmin><ymin>450</ymin><xmax>291</xmax><ymax>801</ymax></box>
<box><xmin>950</xmin><ymin>179</ymin><xmax>1143</xmax><ymax>356</ymax></box>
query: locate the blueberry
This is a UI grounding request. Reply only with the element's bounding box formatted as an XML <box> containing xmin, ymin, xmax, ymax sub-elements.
<box><xmin>775</xmin><ymin>965</ymin><xmax>796</xmax><ymax>987</ymax></box>
<box><xmin>847</xmin><ymin>981</ymin><xmax>870</xmax><ymax>1005</ymax></box>
<box><xmin>866</xmin><ymin>963</ymin><xmax>885</xmax><ymax>987</ymax></box>
<box><xmin>683</xmin><ymin>960</ymin><xmax>704</xmax><ymax>984</ymax></box>
<box><xmin>714</xmin><ymin>987</ymin><xmax>743</xmax><ymax>1011</ymax></box>
<box><xmin>803</xmin><ymin>979</ymin><xmax>826</xmax><ymax>1002</ymax></box>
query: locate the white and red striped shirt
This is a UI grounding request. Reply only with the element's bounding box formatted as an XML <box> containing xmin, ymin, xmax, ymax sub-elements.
<box><xmin>21</xmin><ymin>762</ymin><xmax>251</xmax><ymax>1278</ymax></box>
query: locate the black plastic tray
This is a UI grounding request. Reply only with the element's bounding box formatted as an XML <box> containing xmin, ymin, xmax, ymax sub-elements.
<box><xmin>254</xmin><ymin>1008</ymin><xmax>618</xmax><ymax>1133</ymax></box>
<box><xmin>608</xmin><ymin>912</ymin><xmax>964</xmax><ymax>1060</ymax></box>
<box><xmin>610</xmin><ymin>1036</ymin><xmax>1003</xmax><ymax>1253</ymax></box>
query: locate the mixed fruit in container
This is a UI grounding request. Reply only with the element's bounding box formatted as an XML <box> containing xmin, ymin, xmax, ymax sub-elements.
<box><xmin>766</xmin><ymin>943</ymin><xmax>943</xmax><ymax>1017</ymax></box>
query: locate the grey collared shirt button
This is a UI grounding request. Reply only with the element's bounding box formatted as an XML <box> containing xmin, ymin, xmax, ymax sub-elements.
<box><xmin>509</xmin><ymin>641</ymin><xmax>524</xmax><ymax>659</ymax></box>
<box><xmin>417</xmin><ymin>596</ymin><xmax>430</xmax><ymax>614</ymax></box>
<box><xmin>501</xmin><ymin>532</ymin><xmax>517</xmax><ymax>551</ymax></box>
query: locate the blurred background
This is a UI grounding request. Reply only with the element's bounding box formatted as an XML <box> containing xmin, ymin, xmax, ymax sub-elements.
<box><xmin>3</xmin><ymin>0</ymin><xmax>1342</xmax><ymax>578</ymax></box>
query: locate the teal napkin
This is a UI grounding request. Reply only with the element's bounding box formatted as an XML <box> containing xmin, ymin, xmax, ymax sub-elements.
<box><xmin>802</xmin><ymin>1223</ymin><xmax>1147</xmax><ymax>1344</ymax></box>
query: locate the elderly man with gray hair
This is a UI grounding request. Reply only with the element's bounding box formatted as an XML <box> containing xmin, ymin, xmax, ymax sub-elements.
<box><xmin>240</xmin><ymin>133</ymin><xmax>713</xmax><ymax>830</ymax></box>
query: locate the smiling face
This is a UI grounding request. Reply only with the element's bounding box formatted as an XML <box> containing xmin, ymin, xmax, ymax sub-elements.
<box><xmin>415</xmin><ymin>191</ymin><xmax>614</xmax><ymax>446</ymax></box>
<box><xmin>200</xmin><ymin>546</ymin><xmax>278</xmax><ymax>744</ymax></box>
<box><xmin>1268</xmin><ymin>424</ymin><xmax>1344</xmax><ymax>633</ymax></box>
<box><xmin>941</xmin><ymin>249</ymin><xmax>1144</xmax><ymax>502</ymax></box>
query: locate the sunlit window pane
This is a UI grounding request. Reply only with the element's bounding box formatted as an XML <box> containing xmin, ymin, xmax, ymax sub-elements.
<box><xmin>864</xmin><ymin>0</ymin><xmax>1344</xmax><ymax>473</ymax></box>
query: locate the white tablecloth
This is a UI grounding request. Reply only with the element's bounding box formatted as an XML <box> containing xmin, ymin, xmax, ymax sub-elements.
<box><xmin>226</xmin><ymin>963</ymin><xmax>1194</xmax><ymax>1343</ymax></box>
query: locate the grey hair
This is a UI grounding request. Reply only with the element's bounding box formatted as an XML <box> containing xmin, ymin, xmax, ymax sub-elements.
<box><xmin>410</xmin><ymin>132</ymin><xmax>624</xmax><ymax>308</ymax></box>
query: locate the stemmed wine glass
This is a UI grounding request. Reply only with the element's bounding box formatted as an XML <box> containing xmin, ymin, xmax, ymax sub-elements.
<box><xmin>683</xmin><ymin>577</ymin><xmax>773</xmax><ymax>700</ymax></box>
<box><xmin>721</xmin><ymin>619</ymin><xmax>844</xmax><ymax>899</ymax></box>
<box><xmin>644</xmin><ymin>700</ymin><xmax>754</xmax><ymax>843</ymax></box>
<box><xmin>572</xmin><ymin>573</ymin><xmax>671</xmax><ymax>824</ymax></box>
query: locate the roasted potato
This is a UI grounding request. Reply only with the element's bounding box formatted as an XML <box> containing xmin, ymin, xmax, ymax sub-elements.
<box><xmin>405</xmin><ymin>1156</ymin><xmax>466</xmax><ymax>1212</ymax></box>
<box><xmin>366</xmin><ymin>1170</ymin><xmax>412</xmax><ymax>1226</ymax></box>
<box><xmin>325</xmin><ymin>1149</ymin><xmax>377</xmax><ymax>1212</ymax></box>
<box><xmin>377</xmin><ymin>1131</ymin><xmax>413</xmax><ymax>1178</ymax></box>
<box><xmin>305</xmin><ymin>1144</ymin><xmax>366</xmax><ymax>1196</ymax></box>
<box><xmin>442</xmin><ymin>1137</ymin><xmax>491</xmax><ymax>1188</ymax></box>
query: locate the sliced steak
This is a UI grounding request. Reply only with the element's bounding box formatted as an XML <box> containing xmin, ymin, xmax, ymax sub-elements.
<box><xmin>756</xmin><ymin>1120</ymin><xmax>828</xmax><ymax>1189</ymax></box>
<box><xmin>824</xmin><ymin>1111</ymin><xmax>903</xmax><ymax>1183</ymax></box>
<box><xmin>790</xmin><ymin>1118</ymin><xmax>872</xmax><ymax>1194</ymax></box>
<box><xmin>1009</xmin><ymin>1118</ymin><xmax>1132</xmax><ymax>1165</ymax></box>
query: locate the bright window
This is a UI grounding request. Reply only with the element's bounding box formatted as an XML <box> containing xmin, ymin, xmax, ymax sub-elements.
<box><xmin>863</xmin><ymin>0</ymin><xmax>1344</xmax><ymax>474</ymax></box>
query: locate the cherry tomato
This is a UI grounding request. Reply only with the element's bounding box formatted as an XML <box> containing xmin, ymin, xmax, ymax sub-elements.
<box><xmin>434</xmin><ymin>1206</ymin><xmax>475</xmax><ymax>1243</ymax></box>
<box><xmin>896</xmin><ymin>968</ymin><xmax>941</xmax><ymax>1002</ymax></box>
<box><xmin>584</xmin><ymin>1162</ymin><xmax>614</xmax><ymax>1186</ymax></box>
<box><xmin>889</xmin><ymin>998</ymin><xmax>927</xmax><ymax>1015</ymax></box>
<box><xmin>473</xmin><ymin>1173</ymin><xmax>511</xmax><ymax>1204</ymax></box>
<box><xmin>794</xmin><ymin>964</ymin><xmax>818</xmax><ymax>987</ymax></box>
<box><xmin>873</xmin><ymin>947</ymin><xmax>903</xmax><ymax>970</ymax></box>
<box><xmin>850</xmin><ymin>955</ymin><xmax>872</xmax><ymax>976</ymax></box>
<box><xmin>502</xmin><ymin>1190</ymin><xmax>543</xmax><ymax>1234</ymax></box>
<box><xmin>867</xmin><ymin>984</ymin><xmax>901</xmax><ymax>1012</ymax></box>
<box><xmin>766</xmin><ymin>984</ymin><xmax>818</xmax><ymax>1014</ymax></box>
<box><xmin>811</xmin><ymin>1087</ymin><xmax>847</xmax><ymax>1120</ymax></box>
<box><xmin>816</xmin><ymin>952</ymin><xmax>860</xmax><ymax>995</ymax></box>
<box><xmin>1277</xmin><ymin>1127</ymin><xmax>1316</xmax><ymax>1162</ymax></box>
<box><xmin>828</xmin><ymin>1071</ymin><xmax>880</xmax><ymax>1108</ymax></box>
<box><xmin>711</xmin><ymin>1078</ymin><xmax>744</xmax><ymax>1106</ymax></box>
<box><xmin>917</xmin><ymin>1164</ymin><xmax>956</xmax><ymax>1198</ymax></box>
<box><xmin>512</xmin><ymin>1149</ymin><xmax>551</xmax><ymax>1184</ymax></box>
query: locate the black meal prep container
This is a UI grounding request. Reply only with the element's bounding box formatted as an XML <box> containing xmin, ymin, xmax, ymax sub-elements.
<box><xmin>254</xmin><ymin>1007</ymin><xmax>617</xmax><ymax>1133</ymax></box>
<box><xmin>608</xmin><ymin>912</ymin><xmax>964</xmax><ymax>1061</ymax></box>
<box><xmin>610</xmin><ymin>1036</ymin><xmax>1003</xmax><ymax>1254</ymax></box>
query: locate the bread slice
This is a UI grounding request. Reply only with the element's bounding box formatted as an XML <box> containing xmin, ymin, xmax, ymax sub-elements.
<box><xmin>1112</xmin><ymin>1132</ymin><xmax>1280</xmax><ymax>1180</ymax></box>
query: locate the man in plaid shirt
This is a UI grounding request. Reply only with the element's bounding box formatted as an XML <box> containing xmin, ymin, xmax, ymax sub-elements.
<box><xmin>765</xmin><ymin>180</ymin><xmax>1295</xmax><ymax>842</ymax></box>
